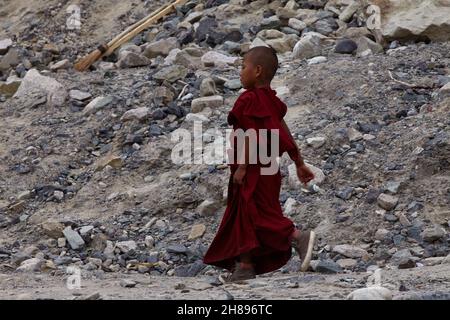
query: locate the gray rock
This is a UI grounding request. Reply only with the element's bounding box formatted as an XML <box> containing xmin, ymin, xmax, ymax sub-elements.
<box><xmin>191</xmin><ymin>95</ymin><xmax>223</xmax><ymax>113</ymax></box>
<box><xmin>116</xmin><ymin>240</ymin><xmax>137</xmax><ymax>253</ymax></box>
<box><xmin>79</xmin><ymin>225</ymin><xmax>94</xmax><ymax>237</ymax></box>
<box><xmin>335</xmin><ymin>39</ymin><xmax>358</xmax><ymax>54</ymax></box>
<box><xmin>69</xmin><ymin>90</ymin><xmax>92</xmax><ymax>101</ymax></box>
<box><xmin>224</xmin><ymin>79</ymin><xmax>242</xmax><ymax>90</ymax></box>
<box><xmin>314</xmin><ymin>18</ymin><xmax>338</xmax><ymax>35</ymax></box>
<box><xmin>152</xmin><ymin>65</ymin><xmax>188</xmax><ymax>83</ymax></box>
<box><xmin>120</xmin><ymin>107</ymin><xmax>151</xmax><ymax>122</ymax></box>
<box><xmin>377</xmin><ymin>193</ymin><xmax>399</xmax><ymax>211</ymax></box>
<box><xmin>261</xmin><ymin>16</ymin><xmax>282</xmax><ymax>30</ymax></box>
<box><xmin>375</xmin><ymin>228</ymin><xmax>391</xmax><ymax>241</ymax></box>
<box><xmin>339</xmin><ymin>1</ymin><xmax>360</xmax><ymax>22</ymax></box>
<box><xmin>143</xmin><ymin>37</ymin><xmax>179</xmax><ymax>59</ymax></box>
<box><xmin>385</xmin><ymin>181</ymin><xmax>402</xmax><ymax>194</ymax></box>
<box><xmin>355</xmin><ymin>36</ymin><xmax>384</xmax><ymax>55</ymax></box>
<box><xmin>116</xmin><ymin>52</ymin><xmax>151</xmax><ymax>68</ymax></box>
<box><xmin>201</xmin><ymin>51</ymin><xmax>238</xmax><ymax>68</ymax></box>
<box><xmin>167</xmin><ymin>244</ymin><xmax>188</xmax><ymax>254</ymax></box>
<box><xmin>306</xmin><ymin>136</ymin><xmax>326</xmax><ymax>148</ymax></box>
<box><xmin>0</xmin><ymin>38</ymin><xmax>13</xmax><ymax>55</ymax></box>
<box><xmin>390</xmin><ymin>249</ymin><xmax>414</xmax><ymax>267</ymax></box>
<box><xmin>421</xmin><ymin>226</ymin><xmax>446</xmax><ymax>242</ymax></box>
<box><xmin>82</xmin><ymin>96</ymin><xmax>113</xmax><ymax>116</ymax></box>
<box><xmin>293</xmin><ymin>32</ymin><xmax>326</xmax><ymax>59</ymax></box>
<box><xmin>336</xmin><ymin>187</ymin><xmax>354</xmax><ymax>200</ymax></box>
<box><xmin>63</xmin><ymin>227</ymin><xmax>85</xmax><ymax>250</ymax></box>
<box><xmin>314</xmin><ymin>260</ymin><xmax>342</xmax><ymax>274</ymax></box>
<box><xmin>120</xmin><ymin>279</ymin><xmax>137</xmax><ymax>288</ymax></box>
<box><xmin>199</xmin><ymin>78</ymin><xmax>217</xmax><ymax>97</ymax></box>
<box><xmin>197</xmin><ymin>199</ymin><xmax>221</xmax><ymax>216</ymax></box>
<box><xmin>333</xmin><ymin>244</ymin><xmax>368</xmax><ymax>258</ymax></box>
<box><xmin>288</xmin><ymin>18</ymin><xmax>307</xmax><ymax>31</ymax></box>
<box><xmin>16</xmin><ymin>258</ymin><xmax>44</xmax><ymax>272</ymax></box>
<box><xmin>50</xmin><ymin>59</ymin><xmax>71</xmax><ymax>71</ymax></box>
<box><xmin>13</xmin><ymin>69</ymin><xmax>68</xmax><ymax>107</ymax></box>
<box><xmin>0</xmin><ymin>48</ymin><xmax>20</xmax><ymax>71</ymax></box>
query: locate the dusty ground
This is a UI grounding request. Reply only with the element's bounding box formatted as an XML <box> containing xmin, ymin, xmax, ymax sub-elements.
<box><xmin>1</xmin><ymin>263</ymin><xmax>449</xmax><ymax>300</ymax></box>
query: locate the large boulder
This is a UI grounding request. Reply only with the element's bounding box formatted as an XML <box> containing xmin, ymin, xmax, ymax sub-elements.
<box><xmin>370</xmin><ymin>0</ymin><xmax>450</xmax><ymax>42</ymax></box>
<box><xmin>143</xmin><ymin>37</ymin><xmax>179</xmax><ymax>58</ymax></box>
<box><xmin>13</xmin><ymin>69</ymin><xmax>67</xmax><ymax>107</ymax></box>
<box><xmin>293</xmin><ymin>32</ymin><xmax>327</xmax><ymax>59</ymax></box>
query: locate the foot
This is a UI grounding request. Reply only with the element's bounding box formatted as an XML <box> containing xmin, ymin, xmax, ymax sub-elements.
<box><xmin>225</xmin><ymin>262</ymin><xmax>256</xmax><ymax>283</ymax></box>
<box><xmin>292</xmin><ymin>230</ymin><xmax>316</xmax><ymax>272</ymax></box>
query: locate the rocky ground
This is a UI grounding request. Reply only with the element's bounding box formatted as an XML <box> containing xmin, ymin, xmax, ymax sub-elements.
<box><xmin>0</xmin><ymin>0</ymin><xmax>449</xmax><ymax>300</ymax></box>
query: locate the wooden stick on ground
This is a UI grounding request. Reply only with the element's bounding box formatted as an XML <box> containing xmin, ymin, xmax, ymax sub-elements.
<box><xmin>74</xmin><ymin>0</ymin><xmax>187</xmax><ymax>72</ymax></box>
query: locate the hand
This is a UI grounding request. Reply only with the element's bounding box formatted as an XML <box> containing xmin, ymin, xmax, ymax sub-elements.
<box><xmin>233</xmin><ymin>166</ymin><xmax>247</xmax><ymax>185</ymax></box>
<box><xmin>296</xmin><ymin>164</ymin><xmax>315</xmax><ymax>186</ymax></box>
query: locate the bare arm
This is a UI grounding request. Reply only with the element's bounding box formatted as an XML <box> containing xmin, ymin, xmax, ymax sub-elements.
<box><xmin>280</xmin><ymin>119</ymin><xmax>305</xmax><ymax>166</ymax></box>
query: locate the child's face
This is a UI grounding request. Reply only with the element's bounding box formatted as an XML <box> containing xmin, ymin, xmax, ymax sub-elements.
<box><xmin>240</xmin><ymin>55</ymin><xmax>261</xmax><ymax>89</ymax></box>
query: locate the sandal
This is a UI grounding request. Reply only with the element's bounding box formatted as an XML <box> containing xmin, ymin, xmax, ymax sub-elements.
<box><xmin>292</xmin><ymin>230</ymin><xmax>316</xmax><ymax>272</ymax></box>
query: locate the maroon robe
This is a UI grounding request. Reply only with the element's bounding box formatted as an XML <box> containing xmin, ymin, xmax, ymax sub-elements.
<box><xmin>203</xmin><ymin>87</ymin><xmax>301</xmax><ymax>275</ymax></box>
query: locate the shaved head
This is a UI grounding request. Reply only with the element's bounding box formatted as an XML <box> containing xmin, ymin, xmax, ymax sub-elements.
<box><xmin>244</xmin><ymin>46</ymin><xmax>279</xmax><ymax>81</ymax></box>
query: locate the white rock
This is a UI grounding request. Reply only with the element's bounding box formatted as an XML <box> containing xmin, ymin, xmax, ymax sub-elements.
<box><xmin>82</xmin><ymin>96</ymin><xmax>113</xmax><ymax>116</ymax></box>
<box><xmin>143</xmin><ymin>37</ymin><xmax>179</xmax><ymax>59</ymax></box>
<box><xmin>16</xmin><ymin>258</ymin><xmax>44</xmax><ymax>272</ymax></box>
<box><xmin>0</xmin><ymin>38</ymin><xmax>13</xmax><ymax>54</ymax></box>
<box><xmin>293</xmin><ymin>32</ymin><xmax>326</xmax><ymax>59</ymax></box>
<box><xmin>185</xmin><ymin>113</ymin><xmax>209</xmax><ymax>123</ymax></box>
<box><xmin>347</xmin><ymin>286</ymin><xmax>392</xmax><ymax>300</ymax></box>
<box><xmin>439</xmin><ymin>82</ymin><xmax>450</xmax><ymax>97</ymax></box>
<box><xmin>191</xmin><ymin>95</ymin><xmax>223</xmax><ymax>113</ymax></box>
<box><xmin>288</xmin><ymin>18</ymin><xmax>307</xmax><ymax>31</ymax></box>
<box><xmin>120</xmin><ymin>107</ymin><xmax>151</xmax><ymax>122</ymax></box>
<box><xmin>348</xmin><ymin>128</ymin><xmax>363</xmax><ymax>142</ymax></box>
<box><xmin>375</xmin><ymin>228</ymin><xmax>390</xmax><ymax>241</ymax></box>
<box><xmin>116</xmin><ymin>240</ymin><xmax>137</xmax><ymax>253</ymax></box>
<box><xmin>284</xmin><ymin>198</ymin><xmax>298</xmax><ymax>216</ymax></box>
<box><xmin>69</xmin><ymin>90</ymin><xmax>92</xmax><ymax>101</ymax></box>
<box><xmin>250</xmin><ymin>37</ymin><xmax>269</xmax><ymax>49</ymax></box>
<box><xmin>378</xmin><ymin>0</ymin><xmax>450</xmax><ymax>42</ymax></box>
<box><xmin>145</xmin><ymin>235</ymin><xmax>155</xmax><ymax>248</ymax></box>
<box><xmin>339</xmin><ymin>1</ymin><xmax>360</xmax><ymax>22</ymax></box>
<box><xmin>57</xmin><ymin>238</ymin><xmax>66</xmax><ymax>248</ymax></box>
<box><xmin>163</xmin><ymin>48</ymin><xmax>182</xmax><ymax>66</ymax></box>
<box><xmin>377</xmin><ymin>193</ymin><xmax>399</xmax><ymax>211</ymax></box>
<box><xmin>337</xmin><ymin>258</ymin><xmax>358</xmax><ymax>269</ymax></box>
<box><xmin>307</xmin><ymin>56</ymin><xmax>327</xmax><ymax>65</ymax></box>
<box><xmin>13</xmin><ymin>69</ymin><xmax>68</xmax><ymax>107</ymax></box>
<box><xmin>199</xmin><ymin>78</ymin><xmax>217</xmax><ymax>97</ymax></box>
<box><xmin>197</xmin><ymin>199</ymin><xmax>220</xmax><ymax>216</ymax></box>
<box><xmin>50</xmin><ymin>59</ymin><xmax>71</xmax><ymax>71</ymax></box>
<box><xmin>306</xmin><ymin>136</ymin><xmax>326</xmax><ymax>148</ymax></box>
<box><xmin>332</xmin><ymin>244</ymin><xmax>368</xmax><ymax>258</ymax></box>
<box><xmin>63</xmin><ymin>227</ymin><xmax>85</xmax><ymax>250</ymax></box>
<box><xmin>201</xmin><ymin>51</ymin><xmax>238</xmax><ymax>67</ymax></box>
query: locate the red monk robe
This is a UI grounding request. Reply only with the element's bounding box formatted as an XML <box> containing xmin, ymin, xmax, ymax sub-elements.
<box><xmin>203</xmin><ymin>86</ymin><xmax>302</xmax><ymax>275</ymax></box>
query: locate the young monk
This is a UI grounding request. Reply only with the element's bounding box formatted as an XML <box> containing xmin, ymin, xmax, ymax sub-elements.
<box><xmin>203</xmin><ymin>46</ymin><xmax>316</xmax><ymax>282</ymax></box>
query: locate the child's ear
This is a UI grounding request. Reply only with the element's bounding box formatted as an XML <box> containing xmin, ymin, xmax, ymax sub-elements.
<box><xmin>255</xmin><ymin>65</ymin><xmax>263</xmax><ymax>78</ymax></box>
